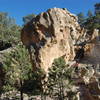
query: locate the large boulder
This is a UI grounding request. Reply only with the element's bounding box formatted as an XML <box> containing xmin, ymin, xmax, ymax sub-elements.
<box><xmin>21</xmin><ymin>8</ymin><xmax>100</xmax><ymax>72</ymax></box>
<box><xmin>21</xmin><ymin>8</ymin><xmax>82</xmax><ymax>72</ymax></box>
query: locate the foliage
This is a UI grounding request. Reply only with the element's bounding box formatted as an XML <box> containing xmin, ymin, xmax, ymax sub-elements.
<box><xmin>22</xmin><ymin>67</ymin><xmax>45</xmax><ymax>95</ymax></box>
<box><xmin>46</xmin><ymin>57</ymin><xmax>75</xmax><ymax>100</ymax></box>
<box><xmin>0</xmin><ymin>12</ymin><xmax>21</xmax><ymax>45</ymax></box>
<box><xmin>3</xmin><ymin>45</ymin><xmax>31</xmax><ymax>92</ymax></box>
<box><xmin>77</xmin><ymin>3</ymin><xmax>100</xmax><ymax>32</ymax></box>
<box><xmin>22</xmin><ymin>13</ymin><xmax>36</xmax><ymax>25</ymax></box>
<box><xmin>2</xmin><ymin>45</ymin><xmax>44</xmax><ymax>98</ymax></box>
<box><xmin>95</xmin><ymin>3</ymin><xmax>100</xmax><ymax>15</ymax></box>
<box><xmin>87</xmin><ymin>10</ymin><xmax>93</xmax><ymax>18</ymax></box>
<box><xmin>77</xmin><ymin>12</ymin><xmax>85</xmax><ymax>26</ymax></box>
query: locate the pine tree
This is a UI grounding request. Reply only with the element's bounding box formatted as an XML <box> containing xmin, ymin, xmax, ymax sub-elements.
<box><xmin>3</xmin><ymin>45</ymin><xmax>31</xmax><ymax>100</ymax></box>
<box><xmin>87</xmin><ymin>10</ymin><xmax>93</xmax><ymax>18</ymax></box>
<box><xmin>95</xmin><ymin>3</ymin><xmax>100</xmax><ymax>15</ymax></box>
<box><xmin>46</xmin><ymin>57</ymin><xmax>75</xmax><ymax>100</ymax></box>
<box><xmin>77</xmin><ymin>12</ymin><xmax>85</xmax><ymax>26</ymax></box>
<box><xmin>23</xmin><ymin>14</ymin><xmax>36</xmax><ymax>25</ymax></box>
<box><xmin>0</xmin><ymin>12</ymin><xmax>21</xmax><ymax>47</ymax></box>
<box><xmin>3</xmin><ymin>45</ymin><xmax>45</xmax><ymax>99</ymax></box>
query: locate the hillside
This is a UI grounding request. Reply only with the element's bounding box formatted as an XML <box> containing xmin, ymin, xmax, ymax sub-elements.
<box><xmin>0</xmin><ymin>7</ymin><xmax>100</xmax><ymax>100</ymax></box>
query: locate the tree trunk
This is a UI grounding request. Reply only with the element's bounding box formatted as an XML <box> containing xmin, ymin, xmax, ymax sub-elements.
<box><xmin>20</xmin><ymin>79</ymin><xmax>23</xmax><ymax>100</ymax></box>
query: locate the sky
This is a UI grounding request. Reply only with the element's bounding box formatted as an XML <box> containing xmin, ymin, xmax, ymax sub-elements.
<box><xmin>0</xmin><ymin>0</ymin><xmax>99</xmax><ymax>25</ymax></box>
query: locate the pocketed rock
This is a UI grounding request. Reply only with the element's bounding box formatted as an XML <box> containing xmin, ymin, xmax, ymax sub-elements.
<box><xmin>21</xmin><ymin>8</ymin><xmax>82</xmax><ymax>72</ymax></box>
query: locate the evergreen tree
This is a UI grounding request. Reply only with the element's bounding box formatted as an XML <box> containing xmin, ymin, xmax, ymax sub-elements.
<box><xmin>23</xmin><ymin>14</ymin><xmax>36</xmax><ymax>25</ymax></box>
<box><xmin>3</xmin><ymin>45</ymin><xmax>44</xmax><ymax>99</ymax></box>
<box><xmin>82</xmin><ymin>3</ymin><xmax>100</xmax><ymax>32</ymax></box>
<box><xmin>77</xmin><ymin>12</ymin><xmax>85</xmax><ymax>25</ymax></box>
<box><xmin>0</xmin><ymin>12</ymin><xmax>21</xmax><ymax>46</ymax></box>
<box><xmin>87</xmin><ymin>10</ymin><xmax>93</xmax><ymax>18</ymax></box>
<box><xmin>95</xmin><ymin>3</ymin><xmax>100</xmax><ymax>15</ymax></box>
<box><xmin>46</xmin><ymin>57</ymin><xmax>76</xmax><ymax>100</ymax></box>
<box><xmin>93</xmin><ymin>3</ymin><xmax>100</xmax><ymax>30</ymax></box>
<box><xmin>3</xmin><ymin>45</ymin><xmax>31</xmax><ymax>100</ymax></box>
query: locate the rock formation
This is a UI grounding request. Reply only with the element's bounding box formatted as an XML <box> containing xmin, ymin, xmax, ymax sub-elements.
<box><xmin>21</xmin><ymin>8</ymin><xmax>83</xmax><ymax>72</ymax></box>
<box><xmin>21</xmin><ymin>8</ymin><xmax>100</xmax><ymax>100</ymax></box>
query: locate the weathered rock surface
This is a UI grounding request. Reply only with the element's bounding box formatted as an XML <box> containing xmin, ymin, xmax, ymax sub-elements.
<box><xmin>74</xmin><ymin>65</ymin><xmax>100</xmax><ymax>100</ymax></box>
<box><xmin>21</xmin><ymin>8</ymin><xmax>83</xmax><ymax>72</ymax></box>
<box><xmin>75</xmin><ymin>29</ymin><xmax>100</xmax><ymax>100</ymax></box>
<box><xmin>82</xmin><ymin>29</ymin><xmax>100</xmax><ymax>65</ymax></box>
<box><xmin>21</xmin><ymin>8</ymin><xmax>100</xmax><ymax>100</ymax></box>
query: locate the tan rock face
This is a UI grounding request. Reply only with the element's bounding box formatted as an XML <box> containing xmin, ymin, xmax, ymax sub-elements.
<box><xmin>21</xmin><ymin>8</ymin><xmax>100</xmax><ymax>73</ymax></box>
<box><xmin>82</xmin><ymin>29</ymin><xmax>100</xmax><ymax>65</ymax></box>
<box><xmin>21</xmin><ymin>8</ymin><xmax>83</xmax><ymax>72</ymax></box>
